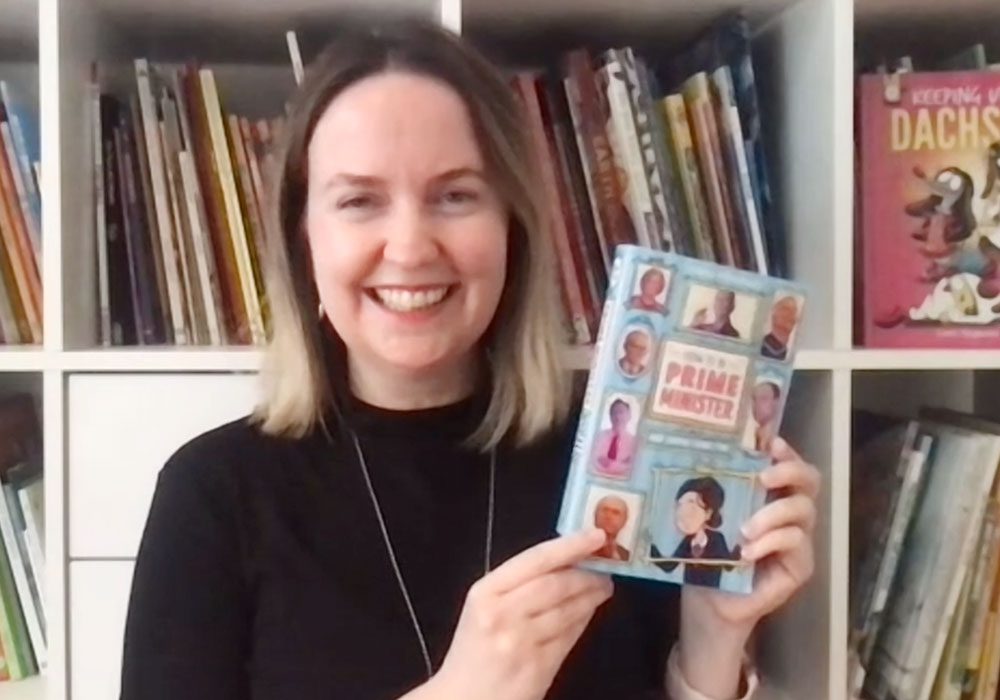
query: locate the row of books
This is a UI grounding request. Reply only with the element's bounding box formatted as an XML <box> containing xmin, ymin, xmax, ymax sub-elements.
<box><xmin>0</xmin><ymin>393</ymin><xmax>45</xmax><ymax>681</ymax></box>
<box><xmin>91</xmin><ymin>61</ymin><xmax>285</xmax><ymax>347</ymax></box>
<box><xmin>512</xmin><ymin>13</ymin><xmax>782</xmax><ymax>345</ymax></box>
<box><xmin>849</xmin><ymin>408</ymin><xmax>1000</xmax><ymax>700</ymax></box>
<box><xmin>92</xmin><ymin>16</ymin><xmax>784</xmax><ymax>348</ymax></box>
<box><xmin>856</xmin><ymin>44</ymin><xmax>1000</xmax><ymax>349</ymax></box>
<box><xmin>0</xmin><ymin>81</ymin><xmax>41</xmax><ymax>346</ymax></box>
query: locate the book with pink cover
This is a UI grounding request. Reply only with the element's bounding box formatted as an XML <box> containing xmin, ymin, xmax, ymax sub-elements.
<box><xmin>858</xmin><ymin>71</ymin><xmax>1000</xmax><ymax>348</ymax></box>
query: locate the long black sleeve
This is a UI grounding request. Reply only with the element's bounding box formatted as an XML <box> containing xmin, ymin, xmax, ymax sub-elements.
<box><xmin>120</xmin><ymin>440</ymin><xmax>251</xmax><ymax>700</ymax></box>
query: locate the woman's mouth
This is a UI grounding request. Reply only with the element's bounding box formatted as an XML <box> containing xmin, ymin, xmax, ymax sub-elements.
<box><xmin>367</xmin><ymin>285</ymin><xmax>455</xmax><ymax>312</ymax></box>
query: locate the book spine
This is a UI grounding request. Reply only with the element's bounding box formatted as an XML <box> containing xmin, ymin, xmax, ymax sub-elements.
<box><xmin>662</xmin><ymin>95</ymin><xmax>715</xmax><ymax>261</ymax></box>
<box><xmin>0</xmin><ymin>135</ymin><xmax>40</xmax><ymax>343</ymax></box>
<box><xmin>178</xmin><ymin>152</ymin><xmax>224</xmax><ymax>346</ymax></box>
<box><xmin>226</xmin><ymin>113</ymin><xmax>269</xmax><ymax>337</ymax></box>
<box><xmin>564</xmin><ymin>51</ymin><xmax>637</xmax><ymax>257</ymax></box>
<box><xmin>93</xmin><ymin>89</ymin><xmax>111</xmax><ymax>345</ymax></box>
<box><xmin>538</xmin><ymin>76</ymin><xmax>602</xmax><ymax>338</ymax></box>
<box><xmin>200</xmin><ymin>69</ymin><xmax>265</xmax><ymax>345</ymax></box>
<box><xmin>544</xmin><ymin>78</ymin><xmax>607</xmax><ymax>307</ymax></box>
<box><xmin>183</xmin><ymin>65</ymin><xmax>246</xmax><ymax>345</ymax></box>
<box><xmin>619</xmin><ymin>48</ymin><xmax>677</xmax><ymax>253</ymax></box>
<box><xmin>682</xmin><ymin>74</ymin><xmax>736</xmax><ymax>266</ymax></box>
<box><xmin>129</xmin><ymin>93</ymin><xmax>172</xmax><ymax>344</ymax></box>
<box><xmin>598</xmin><ymin>55</ymin><xmax>657</xmax><ymax>250</ymax></box>
<box><xmin>101</xmin><ymin>100</ymin><xmax>137</xmax><ymax>346</ymax></box>
<box><xmin>160</xmin><ymin>91</ymin><xmax>204</xmax><ymax>345</ymax></box>
<box><xmin>0</xmin><ymin>485</ymin><xmax>43</xmax><ymax>672</ymax></box>
<box><xmin>0</xmin><ymin>124</ymin><xmax>39</xmax><ymax>272</ymax></box>
<box><xmin>136</xmin><ymin>59</ymin><xmax>187</xmax><ymax>344</ymax></box>
<box><xmin>0</xmin><ymin>244</ymin><xmax>18</xmax><ymax>344</ymax></box>
<box><xmin>707</xmin><ymin>69</ymin><xmax>755</xmax><ymax>272</ymax></box>
<box><xmin>512</xmin><ymin>73</ymin><xmax>591</xmax><ymax>345</ymax></box>
<box><xmin>0</xmin><ymin>82</ymin><xmax>42</xmax><ymax>262</ymax></box>
<box><xmin>16</xmin><ymin>487</ymin><xmax>44</xmax><ymax>619</ymax></box>
<box><xmin>116</xmin><ymin>115</ymin><xmax>162</xmax><ymax>345</ymax></box>
<box><xmin>0</xmin><ymin>531</ymin><xmax>29</xmax><ymax>679</ymax></box>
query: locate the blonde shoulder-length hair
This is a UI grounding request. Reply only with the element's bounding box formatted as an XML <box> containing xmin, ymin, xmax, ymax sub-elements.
<box><xmin>252</xmin><ymin>18</ymin><xmax>575</xmax><ymax>449</ymax></box>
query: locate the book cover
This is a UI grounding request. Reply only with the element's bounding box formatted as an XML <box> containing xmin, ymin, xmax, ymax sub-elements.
<box><xmin>858</xmin><ymin>71</ymin><xmax>1000</xmax><ymax>347</ymax></box>
<box><xmin>556</xmin><ymin>245</ymin><xmax>806</xmax><ymax>593</ymax></box>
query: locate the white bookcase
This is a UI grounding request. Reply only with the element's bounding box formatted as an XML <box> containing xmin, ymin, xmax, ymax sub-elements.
<box><xmin>1</xmin><ymin>0</ymin><xmax>998</xmax><ymax>698</ymax></box>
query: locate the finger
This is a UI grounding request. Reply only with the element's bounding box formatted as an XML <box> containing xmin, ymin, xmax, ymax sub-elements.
<box><xmin>769</xmin><ymin>437</ymin><xmax>801</xmax><ymax>463</ymax></box>
<box><xmin>483</xmin><ymin>529</ymin><xmax>606</xmax><ymax>595</ymax></box>
<box><xmin>529</xmin><ymin>580</ymin><xmax>612</xmax><ymax>645</ymax></box>
<box><xmin>504</xmin><ymin>569</ymin><xmax>612</xmax><ymax>618</ymax></box>
<box><xmin>759</xmin><ymin>458</ymin><xmax>821</xmax><ymax>500</ymax></box>
<box><xmin>741</xmin><ymin>525</ymin><xmax>809</xmax><ymax>562</ymax></box>
<box><xmin>741</xmin><ymin>494</ymin><xmax>817</xmax><ymax>541</ymax></box>
<box><xmin>536</xmin><ymin>605</ymin><xmax>601</xmax><ymax>670</ymax></box>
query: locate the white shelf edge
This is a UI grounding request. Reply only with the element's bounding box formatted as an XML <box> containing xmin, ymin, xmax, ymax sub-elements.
<box><xmin>0</xmin><ymin>347</ymin><xmax>46</xmax><ymax>371</ymax></box>
<box><xmin>845</xmin><ymin>349</ymin><xmax>1000</xmax><ymax>371</ymax></box>
<box><xmin>1</xmin><ymin>674</ymin><xmax>46</xmax><ymax>700</ymax></box>
<box><xmin>59</xmin><ymin>349</ymin><xmax>264</xmax><ymax>372</ymax></box>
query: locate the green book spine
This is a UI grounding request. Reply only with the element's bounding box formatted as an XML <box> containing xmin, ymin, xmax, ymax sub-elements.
<box><xmin>0</xmin><ymin>529</ymin><xmax>35</xmax><ymax>678</ymax></box>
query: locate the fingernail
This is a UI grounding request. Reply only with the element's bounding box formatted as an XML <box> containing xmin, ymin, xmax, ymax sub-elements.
<box><xmin>773</xmin><ymin>437</ymin><xmax>787</xmax><ymax>452</ymax></box>
<box><xmin>742</xmin><ymin>544</ymin><xmax>755</xmax><ymax>561</ymax></box>
<box><xmin>741</xmin><ymin>523</ymin><xmax>753</xmax><ymax>539</ymax></box>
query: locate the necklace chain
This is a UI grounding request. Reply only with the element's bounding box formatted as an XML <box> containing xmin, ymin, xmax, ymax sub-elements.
<box><xmin>350</xmin><ymin>432</ymin><xmax>496</xmax><ymax>679</ymax></box>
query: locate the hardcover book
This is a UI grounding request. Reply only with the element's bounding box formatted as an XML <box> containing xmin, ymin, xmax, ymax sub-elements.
<box><xmin>858</xmin><ymin>71</ymin><xmax>1000</xmax><ymax>347</ymax></box>
<box><xmin>557</xmin><ymin>245</ymin><xmax>806</xmax><ymax>593</ymax></box>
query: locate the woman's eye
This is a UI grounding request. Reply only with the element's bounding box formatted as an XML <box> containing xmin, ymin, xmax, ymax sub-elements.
<box><xmin>440</xmin><ymin>189</ymin><xmax>478</xmax><ymax>206</ymax></box>
<box><xmin>338</xmin><ymin>194</ymin><xmax>377</xmax><ymax>210</ymax></box>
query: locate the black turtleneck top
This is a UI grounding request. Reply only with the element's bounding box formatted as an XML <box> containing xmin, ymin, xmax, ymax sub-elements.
<box><xmin>119</xmin><ymin>391</ymin><xmax>680</xmax><ymax>700</ymax></box>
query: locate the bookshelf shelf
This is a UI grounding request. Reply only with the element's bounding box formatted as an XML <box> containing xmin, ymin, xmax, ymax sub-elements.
<box><xmin>0</xmin><ymin>348</ymin><xmax>45</xmax><ymax>372</ymax></box>
<box><xmin>3</xmin><ymin>675</ymin><xmax>45</xmax><ymax>700</ymax></box>
<box><xmin>58</xmin><ymin>348</ymin><xmax>263</xmax><ymax>373</ymax></box>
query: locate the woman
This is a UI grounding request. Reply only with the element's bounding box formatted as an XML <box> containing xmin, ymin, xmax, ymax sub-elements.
<box><xmin>120</xmin><ymin>19</ymin><xmax>820</xmax><ymax>700</ymax></box>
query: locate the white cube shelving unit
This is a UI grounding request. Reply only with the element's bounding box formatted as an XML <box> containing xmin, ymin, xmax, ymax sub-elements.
<box><xmin>2</xmin><ymin>0</ymin><xmax>1000</xmax><ymax>698</ymax></box>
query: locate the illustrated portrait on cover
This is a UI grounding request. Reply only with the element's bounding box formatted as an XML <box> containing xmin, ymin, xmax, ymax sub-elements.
<box><xmin>627</xmin><ymin>264</ymin><xmax>671</xmax><ymax>314</ymax></box>
<box><xmin>590</xmin><ymin>393</ymin><xmax>641</xmax><ymax>480</ymax></box>
<box><xmin>682</xmin><ymin>284</ymin><xmax>758</xmax><ymax>342</ymax></box>
<box><xmin>760</xmin><ymin>293</ymin><xmax>803</xmax><ymax>361</ymax></box>
<box><xmin>582</xmin><ymin>485</ymin><xmax>643</xmax><ymax>563</ymax></box>
<box><xmin>742</xmin><ymin>373</ymin><xmax>785</xmax><ymax>454</ymax></box>
<box><xmin>616</xmin><ymin>324</ymin><xmax>654</xmax><ymax>378</ymax></box>
<box><xmin>648</xmin><ymin>470</ymin><xmax>750</xmax><ymax>589</ymax></box>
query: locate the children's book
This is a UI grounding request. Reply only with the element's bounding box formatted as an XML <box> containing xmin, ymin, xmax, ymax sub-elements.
<box><xmin>556</xmin><ymin>245</ymin><xmax>806</xmax><ymax>593</ymax></box>
<box><xmin>858</xmin><ymin>71</ymin><xmax>1000</xmax><ymax>347</ymax></box>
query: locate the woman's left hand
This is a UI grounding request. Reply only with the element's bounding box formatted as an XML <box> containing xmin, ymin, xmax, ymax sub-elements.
<box><xmin>697</xmin><ymin>436</ymin><xmax>820</xmax><ymax>624</ymax></box>
<box><xmin>676</xmin><ymin>438</ymin><xmax>820</xmax><ymax>697</ymax></box>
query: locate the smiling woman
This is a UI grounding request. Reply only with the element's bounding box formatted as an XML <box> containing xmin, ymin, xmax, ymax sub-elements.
<box><xmin>119</xmin><ymin>16</ymin><xmax>819</xmax><ymax>700</ymax></box>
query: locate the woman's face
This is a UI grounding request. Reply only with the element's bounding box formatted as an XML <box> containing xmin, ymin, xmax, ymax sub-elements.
<box><xmin>306</xmin><ymin>71</ymin><xmax>508</xmax><ymax>380</ymax></box>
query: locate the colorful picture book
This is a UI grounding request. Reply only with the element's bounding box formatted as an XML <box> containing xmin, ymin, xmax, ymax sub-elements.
<box><xmin>556</xmin><ymin>245</ymin><xmax>806</xmax><ymax>593</ymax></box>
<box><xmin>858</xmin><ymin>70</ymin><xmax>1000</xmax><ymax>347</ymax></box>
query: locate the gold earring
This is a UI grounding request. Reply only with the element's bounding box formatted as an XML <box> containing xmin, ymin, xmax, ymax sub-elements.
<box><xmin>317</xmin><ymin>301</ymin><xmax>324</xmax><ymax>319</ymax></box>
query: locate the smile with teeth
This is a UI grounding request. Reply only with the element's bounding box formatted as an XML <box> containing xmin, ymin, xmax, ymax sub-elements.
<box><xmin>370</xmin><ymin>286</ymin><xmax>453</xmax><ymax>312</ymax></box>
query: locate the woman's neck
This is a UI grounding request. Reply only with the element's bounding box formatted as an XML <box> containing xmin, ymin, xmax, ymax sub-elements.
<box><xmin>347</xmin><ymin>353</ymin><xmax>480</xmax><ymax>410</ymax></box>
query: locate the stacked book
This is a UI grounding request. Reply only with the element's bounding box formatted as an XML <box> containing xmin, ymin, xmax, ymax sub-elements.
<box><xmin>91</xmin><ymin>61</ymin><xmax>285</xmax><ymax>347</ymax></box>
<box><xmin>0</xmin><ymin>393</ymin><xmax>45</xmax><ymax>682</ymax></box>
<box><xmin>510</xmin><ymin>13</ymin><xmax>782</xmax><ymax>346</ymax></box>
<box><xmin>0</xmin><ymin>81</ymin><xmax>41</xmax><ymax>346</ymax></box>
<box><xmin>849</xmin><ymin>409</ymin><xmax>1000</xmax><ymax>700</ymax></box>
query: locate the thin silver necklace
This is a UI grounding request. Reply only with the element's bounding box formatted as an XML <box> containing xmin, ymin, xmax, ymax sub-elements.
<box><xmin>350</xmin><ymin>431</ymin><xmax>496</xmax><ymax>679</ymax></box>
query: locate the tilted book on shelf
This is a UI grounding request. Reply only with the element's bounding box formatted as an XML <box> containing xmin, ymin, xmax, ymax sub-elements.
<box><xmin>556</xmin><ymin>244</ymin><xmax>806</xmax><ymax>593</ymax></box>
<box><xmin>858</xmin><ymin>70</ymin><xmax>1000</xmax><ymax>347</ymax></box>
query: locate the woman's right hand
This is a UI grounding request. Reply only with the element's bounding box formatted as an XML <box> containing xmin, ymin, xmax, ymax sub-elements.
<box><xmin>425</xmin><ymin>528</ymin><xmax>613</xmax><ymax>700</ymax></box>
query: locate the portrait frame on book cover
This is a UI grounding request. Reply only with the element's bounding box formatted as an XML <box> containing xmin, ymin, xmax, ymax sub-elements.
<box><xmin>760</xmin><ymin>292</ymin><xmax>803</xmax><ymax>362</ymax></box>
<box><xmin>590</xmin><ymin>392</ymin><xmax>643</xmax><ymax>480</ymax></box>
<box><xmin>582</xmin><ymin>484</ymin><xmax>644</xmax><ymax>564</ymax></box>
<box><xmin>741</xmin><ymin>370</ymin><xmax>786</xmax><ymax>455</ymax></box>
<box><xmin>681</xmin><ymin>283</ymin><xmax>759</xmax><ymax>343</ymax></box>
<box><xmin>645</xmin><ymin>464</ymin><xmax>755</xmax><ymax>590</ymax></box>
<box><xmin>627</xmin><ymin>263</ymin><xmax>672</xmax><ymax>315</ymax></box>
<box><xmin>616</xmin><ymin>321</ymin><xmax>656</xmax><ymax>379</ymax></box>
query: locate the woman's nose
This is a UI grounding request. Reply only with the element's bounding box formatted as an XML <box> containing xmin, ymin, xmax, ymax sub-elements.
<box><xmin>381</xmin><ymin>203</ymin><xmax>440</xmax><ymax>268</ymax></box>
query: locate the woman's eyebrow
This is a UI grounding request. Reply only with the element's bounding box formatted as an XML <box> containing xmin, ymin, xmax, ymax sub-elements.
<box><xmin>321</xmin><ymin>173</ymin><xmax>384</xmax><ymax>191</ymax></box>
<box><xmin>431</xmin><ymin>166</ymin><xmax>486</xmax><ymax>183</ymax></box>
